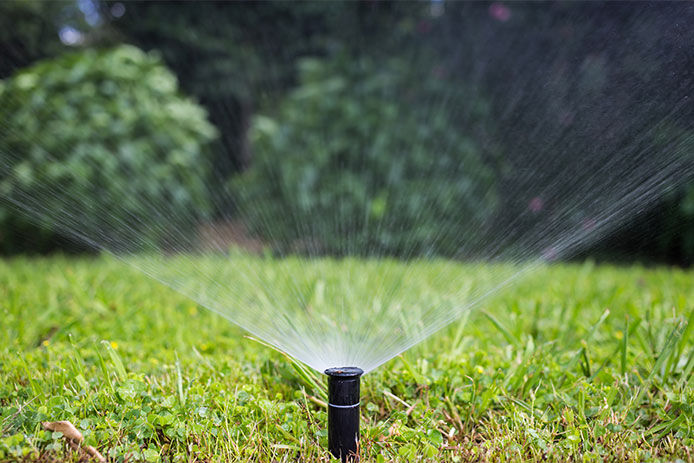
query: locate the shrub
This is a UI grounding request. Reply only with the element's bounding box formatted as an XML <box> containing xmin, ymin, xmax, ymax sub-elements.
<box><xmin>232</xmin><ymin>55</ymin><xmax>497</xmax><ymax>257</ymax></box>
<box><xmin>0</xmin><ymin>45</ymin><xmax>217</xmax><ymax>253</ymax></box>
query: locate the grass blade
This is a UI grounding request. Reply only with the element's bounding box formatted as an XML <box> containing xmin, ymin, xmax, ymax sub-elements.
<box><xmin>101</xmin><ymin>340</ymin><xmax>126</xmax><ymax>382</ymax></box>
<box><xmin>482</xmin><ymin>310</ymin><xmax>519</xmax><ymax>347</ymax></box>
<box><xmin>621</xmin><ymin>315</ymin><xmax>629</xmax><ymax>376</ymax></box>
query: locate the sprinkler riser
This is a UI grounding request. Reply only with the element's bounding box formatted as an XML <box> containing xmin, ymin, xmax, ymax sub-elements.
<box><xmin>325</xmin><ymin>367</ymin><xmax>363</xmax><ymax>462</ymax></box>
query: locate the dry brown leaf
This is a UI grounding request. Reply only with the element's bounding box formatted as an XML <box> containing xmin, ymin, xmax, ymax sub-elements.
<box><xmin>42</xmin><ymin>420</ymin><xmax>83</xmax><ymax>443</ymax></box>
<box><xmin>42</xmin><ymin>420</ymin><xmax>106</xmax><ymax>462</ymax></box>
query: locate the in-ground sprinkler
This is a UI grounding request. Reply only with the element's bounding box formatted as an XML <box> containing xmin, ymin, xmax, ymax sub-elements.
<box><xmin>325</xmin><ymin>367</ymin><xmax>364</xmax><ymax>462</ymax></box>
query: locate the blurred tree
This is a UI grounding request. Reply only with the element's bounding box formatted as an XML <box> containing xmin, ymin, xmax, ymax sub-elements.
<box><xmin>1</xmin><ymin>1</ymin><xmax>693</xmax><ymax>263</ymax></box>
<box><xmin>0</xmin><ymin>0</ymin><xmax>111</xmax><ymax>78</ymax></box>
<box><xmin>0</xmin><ymin>1</ymin><xmax>65</xmax><ymax>78</ymax></box>
<box><xmin>434</xmin><ymin>2</ymin><xmax>694</xmax><ymax>264</ymax></box>
<box><xmin>232</xmin><ymin>54</ymin><xmax>496</xmax><ymax>256</ymax></box>
<box><xmin>105</xmin><ymin>1</ymin><xmax>694</xmax><ymax>262</ymax></box>
<box><xmin>0</xmin><ymin>45</ymin><xmax>217</xmax><ymax>253</ymax></box>
<box><xmin>104</xmin><ymin>1</ymin><xmax>427</xmax><ymax>183</ymax></box>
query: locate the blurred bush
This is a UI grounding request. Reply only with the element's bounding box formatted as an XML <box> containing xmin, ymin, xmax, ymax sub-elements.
<box><xmin>0</xmin><ymin>45</ymin><xmax>217</xmax><ymax>253</ymax></box>
<box><xmin>232</xmin><ymin>55</ymin><xmax>496</xmax><ymax>256</ymax></box>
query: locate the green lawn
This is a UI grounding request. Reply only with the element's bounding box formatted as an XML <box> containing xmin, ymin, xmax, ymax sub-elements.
<box><xmin>1</xmin><ymin>256</ymin><xmax>693</xmax><ymax>461</ymax></box>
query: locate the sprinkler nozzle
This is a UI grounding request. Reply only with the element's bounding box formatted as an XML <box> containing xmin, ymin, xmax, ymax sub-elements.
<box><xmin>325</xmin><ymin>367</ymin><xmax>364</xmax><ymax>462</ymax></box>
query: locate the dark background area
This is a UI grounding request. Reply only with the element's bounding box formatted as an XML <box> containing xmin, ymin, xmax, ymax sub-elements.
<box><xmin>1</xmin><ymin>1</ymin><xmax>693</xmax><ymax>265</ymax></box>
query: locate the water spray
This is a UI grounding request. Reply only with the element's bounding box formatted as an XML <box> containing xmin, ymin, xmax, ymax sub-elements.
<box><xmin>325</xmin><ymin>367</ymin><xmax>364</xmax><ymax>462</ymax></box>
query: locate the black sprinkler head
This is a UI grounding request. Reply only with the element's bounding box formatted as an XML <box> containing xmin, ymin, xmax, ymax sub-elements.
<box><xmin>325</xmin><ymin>367</ymin><xmax>364</xmax><ymax>462</ymax></box>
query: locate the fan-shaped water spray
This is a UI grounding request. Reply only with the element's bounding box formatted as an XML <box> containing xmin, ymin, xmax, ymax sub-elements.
<box><xmin>1</xmin><ymin>8</ymin><xmax>693</xmax><ymax>457</ymax></box>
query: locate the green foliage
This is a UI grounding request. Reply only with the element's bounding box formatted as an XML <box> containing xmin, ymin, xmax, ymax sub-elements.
<box><xmin>0</xmin><ymin>0</ymin><xmax>67</xmax><ymax>79</ymax></box>
<box><xmin>110</xmin><ymin>2</ymin><xmax>428</xmax><ymax>173</ymax></box>
<box><xmin>1</xmin><ymin>257</ymin><xmax>693</xmax><ymax>461</ymax></box>
<box><xmin>233</xmin><ymin>55</ymin><xmax>496</xmax><ymax>256</ymax></box>
<box><xmin>0</xmin><ymin>45</ymin><xmax>217</xmax><ymax>253</ymax></box>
